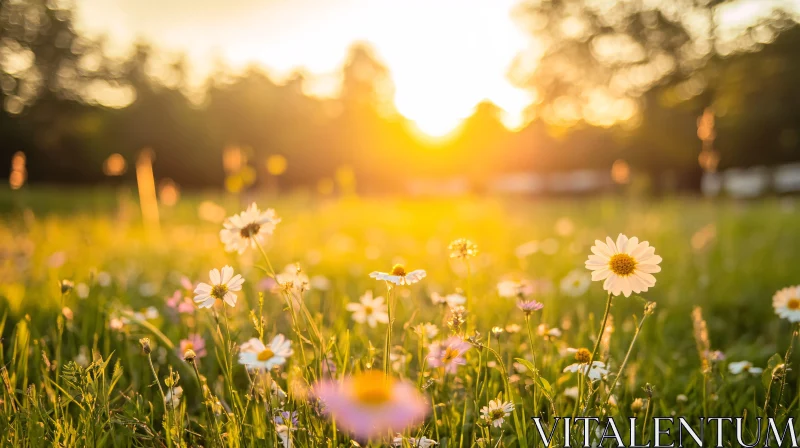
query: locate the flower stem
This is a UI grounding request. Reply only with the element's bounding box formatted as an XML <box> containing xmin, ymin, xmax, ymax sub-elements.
<box><xmin>525</xmin><ymin>315</ymin><xmax>539</xmax><ymax>416</ymax></box>
<box><xmin>775</xmin><ymin>323</ymin><xmax>799</xmax><ymax>416</ymax></box>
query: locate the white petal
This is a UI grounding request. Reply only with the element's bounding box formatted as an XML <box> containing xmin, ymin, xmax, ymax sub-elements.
<box><xmin>227</xmin><ymin>274</ymin><xmax>244</xmax><ymax>291</ymax></box>
<box><xmin>591</xmin><ymin>268</ymin><xmax>612</xmax><ymax>281</ymax></box>
<box><xmin>624</xmin><ymin>237</ymin><xmax>639</xmax><ymax>254</ymax></box>
<box><xmin>592</xmin><ymin>241</ymin><xmax>613</xmax><ymax>258</ymax></box>
<box><xmin>223</xmin><ymin>291</ymin><xmax>237</xmax><ymax>307</ymax></box>
<box><xmin>221</xmin><ymin>265</ymin><xmax>234</xmax><ymax>284</ymax></box>
<box><xmin>605</xmin><ymin>237</ymin><xmax>618</xmax><ymax>254</ymax></box>
<box><xmin>209</xmin><ymin>268</ymin><xmax>221</xmax><ymax>285</ymax></box>
<box><xmin>615</xmin><ymin>234</ymin><xmax>629</xmax><ymax>253</ymax></box>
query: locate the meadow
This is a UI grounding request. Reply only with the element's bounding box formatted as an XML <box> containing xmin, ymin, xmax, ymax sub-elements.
<box><xmin>1</xmin><ymin>189</ymin><xmax>799</xmax><ymax>447</ymax></box>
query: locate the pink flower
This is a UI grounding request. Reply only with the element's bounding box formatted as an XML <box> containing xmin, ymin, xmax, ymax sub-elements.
<box><xmin>179</xmin><ymin>334</ymin><xmax>206</xmax><ymax>358</ymax></box>
<box><xmin>313</xmin><ymin>371</ymin><xmax>428</xmax><ymax>441</ymax></box>
<box><xmin>426</xmin><ymin>336</ymin><xmax>471</xmax><ymax>374</ymax></box>
<box><xmin>166</xmin><ymin>290</ymin><xmax>195</xmax><ymax>314</ymax></box>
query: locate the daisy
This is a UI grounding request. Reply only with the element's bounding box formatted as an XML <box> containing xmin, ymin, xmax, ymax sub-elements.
<box><xmin>219</xmin><ymin>202</ymin><xmax>281</xmax><ymax>254</ymax></box>
<box><xmin>426</xmin><ymin>336</ymin><xmax>471</xmax><ymax>373</ymax></box>
<box><xmin>165</xmin><ymin>386</ymin><xmax>183</xmax><ymax>408</ymax></box>
<box><xmin>313</xmin><ymin>370</ymin><xmax>428</xmax><ymax>440</ymax></box>
<box><xmin>415</xmin><ymin>322</ymin><xmax>439</xmax><ymax>340</ymax></box>
<box><xmin>346</xmin><ymin>291</ymin><xmax>389</xmax><ymax>328</ymax></box>
<box><xmin>585</xmin><ymin>234</ymin><xmax>662</xmax><ymax>297</ymax></box>
<box><xmin>193</xmin><ymin>266</ymin><xmax>244</xmax><ymax>308</ymax></box>
<box><xmin>370</xmin><ymin>264</ymin><xmax>426</xmax><ymax>286</ymax></box>
<box><xmin>179</xmin><ymin>334</ymin><xmax>207</xmax><ymax>359</ymax></box>
<box><xmin>238</xmin><ymin>335</ymin><xmax>293</xmax><ymax>370</ymax></box>
<box><xmin>517</xmin><ymin>300</ymin><xmax>544</xmax><ymax>315</ymax></box>
<box><xmin>277</xmin><ymin>424</ymin><xmax>292</xmax><ymax>448</ymax></box>
<box><xmin>430</xmin><ymin>292</ymin><xmax>466</xmax><ymax>307</ymax></box>
<box><xmin>773</xmin><ymin>285</ymin><xmax>800</xmax><ymax>322</ymax></box>
<box><xmin>480</xmin><ymin>399</ymin><xmax>515</xmax><ymax>428</ymax></box>
<box><xmin>275</xmin><ymin>264</ymin><xmax>310</xmax><ymax>294</ymax></box>
<box><xmin>393</xmin><ymin>435</ymin><xmax>438</xmax><ymax>447</ymax></box>
<box><xmin>563</xmin><ymin>361</ymin><xmax>609</xmax><ymax>381</ymax></box>
<box><xmin>728</xmin><ymin>360</ymin><xmax>764</xmax><ymax>375</ymax></box>
<box><xmin>560</xmin><ymin>269</ymin><xmax>591</xmax><ymax>297</ymax></box>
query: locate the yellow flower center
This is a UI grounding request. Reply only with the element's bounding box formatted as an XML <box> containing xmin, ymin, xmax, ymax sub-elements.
<box><xmin>391</xmin><ymin>264</ymin><xmax>406</xmax><ymax>276</ymax></box>
<box><xmin>257</xmin><ymin>348</ymin><xmax>275</xmax><ymax>361</ymax></box>
<box><xmin>211</xmin><ymin>284</ymin><xmax>228</xmax><ymax>300</ymax></box>
<box><xmin>240</xmin><ymin>222</ymin><xmax>261</xmax><ymax>238</ymax></box>
<box><xmin>609</xmin><ymin>253</ymin><xmax>637</xmax><ymax>276</ymax></box>
<box><xmin>442</xmin><ymin>347</ymin><xmax>460</xmax><ymax>363</ymax></box>
<box><xmin>364</xmin><ymin>305</ymin><xmax>374</xmax><ymax>315</ymax></box>
<box><xmin>788</xmin><ymin>298</ymin><xmax>800</xmax><ymax>310</ymax></box>
<box><xmin>184</xmin><ymin>342</ymin><xmax>194</xmax><ymax>350</ymax></box>
<box><xmin>352</xmin><ymin>371</ymin><xmax>394</xmax><ymax>405</ymax></box>
<box><xmin>575</xmin><ymin>348</ymin><xmax>592</xmax><ymax>364</ymax></box>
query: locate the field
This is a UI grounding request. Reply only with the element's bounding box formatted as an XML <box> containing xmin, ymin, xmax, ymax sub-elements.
<box><xmin>1</xmin><ymin>189</ymin><xmax>799</xmax><ymax>447</ymax></box>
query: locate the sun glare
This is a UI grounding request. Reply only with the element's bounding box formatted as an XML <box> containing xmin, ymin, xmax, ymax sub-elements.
<box><xmin>75</xmin><ymin>0</ymin><xmax>531</xmax><ymax>138</ymax></box>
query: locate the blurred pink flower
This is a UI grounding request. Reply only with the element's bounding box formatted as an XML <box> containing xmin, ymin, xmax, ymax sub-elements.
<box><xmin>426</xmin><ymin>336</ymin><xmax>470</xmax><ymax>374</ymax></box>
<box><xmin>313</xmin><ymin>371</ymin><xmax>428</xmax><ymax>441</ymax></box>
<box><xmin>179</xmin><ymin>334</ymin><xmax>206</xmax><ymax>358</ymax></box>
<box><xmin>166</xmin><ymin>290</ymin><xmax>195</xmax><ymax>314</ymax></box>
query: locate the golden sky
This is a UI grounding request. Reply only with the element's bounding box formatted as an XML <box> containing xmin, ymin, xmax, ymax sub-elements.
<box><xmin>74</xmin><ymin>0</ymin><xmax>798</xmax><ymax>137</ymax></box>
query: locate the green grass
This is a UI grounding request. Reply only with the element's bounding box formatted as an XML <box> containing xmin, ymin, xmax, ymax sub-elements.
<box><xmin>1</xmin><ymin>189</ymin><xmax>799</xmax><ymax>446</ymax></box>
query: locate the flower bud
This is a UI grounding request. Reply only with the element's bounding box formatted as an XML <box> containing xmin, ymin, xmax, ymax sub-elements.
<box><xmin>139</xmin><ymin>337</ymin><xmax>151</xmax><ymax>354</ymax></box>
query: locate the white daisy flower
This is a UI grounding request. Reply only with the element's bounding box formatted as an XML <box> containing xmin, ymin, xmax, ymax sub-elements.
<box><xmin>369</xmin><ymin>264</ymin><xmax>426</xmax><ymax>286</ymax></box>
<box><xmin>416</xmin><ymin>322</ymin><xmax>439</xmax><ymax>339</ymax></box>
<box><xmin>728</xmin><ymin>360</ymin><xmax>764</xmax><ymax>375</ymax></box>
<box><xmin>393</xmin><ymin>435</ymin><xmax>438</xmax><ymax>447</ymax></box>
<box><xmin>585</xmin><ymin>234</ymin><xmax>662</xmax><ymax>297</ymax></box>
<box><xmin>345</xmin><ymin>291</ymin><xmax>389</xmax><ymax>328</ymax></box>
<box><xmin>238</xmin><ymin>335</ymin><xmax>293</xmax><ymax>370</ymax></box>
<box><xmin>563</xmin><ymin>361</ymin><xmax>609</xmax><ymax>381</ymax></box>
<box><xmin>560</xmin><ymin>269</ymin><xmax>591</xmax><ymax>297</ymax></box>
<box><xmin>220</xmin><ymin>203</ymin><xmax>281</xmax><ymax>254</ymax></box>
<box><xmin>193</xmin><ymin>265</ymin><xmax>244</xmax><ymax>308</ymax></box>
<box><xmin>773</xmin><ymin>285</ymin><xmax>800</xmax><ymax>322</ymax></box>
<box><xmin>480</xmin><ymin>399</ymin><xmax>515</xmax><ymax>428</ymax></box>
<box><xmin>165</xmin><ymin>386</ymin><xmax>183</xmax><ymax>408</ymax></box>
<box><xmin>431</xmin><ymin>292</ymin><xmax>466</xmax><ymax>307</ymax></box>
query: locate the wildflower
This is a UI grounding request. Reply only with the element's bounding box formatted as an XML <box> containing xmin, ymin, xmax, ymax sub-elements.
<box><xmin>585</xmin><ymin>234</ymin><xmax>662</xmax><ymax>297</ymax></box>
<box><xmin>312</xmin><ymin>370</ymin><xmax>428</xmax><ymax>440</ymax></box>
<box><xmin>275</xmin><ymin>264</ymin><xmax>310</xmax><ymax>294</ymax></box>
<box><xmin>563</xmin><ymin>386</ymin><xmax>579</xmax><ymax>400</ymax></box>
<box><xmin>239</xmin><ymin>335</ymin><xmax>293</xmax><ymax>370</ymax></box>
<box><xmin>109</xmin><ymin>317</ymin><xmax>124</xmax><ymax>331</ymax></box>
<box><xmin>491</xmin><ymin>326</ymin><xmax>504</xmax><ymax>338</ymax></box>
<box><xmin>193</xmin><ymin>265</ymin><xmax>244</xmax><ymax>308</ymax></box>
<box><xmin>277</xmin><ymin>424</ymin><xmax>292</xmax><ymax>448</ymax></box>
<box><xmin>96</xmin><ymin>272</ymin><xmax>112</xmax><ymax>287</ymax></box>
<box><xmin>59</xmin><ymin>279</ymin><xmax>74</xmax><ymax>295</ymax></box>
<box><xmin>426</xmin><ymin>336</ymin><xmax>470</xmax><ymax>373</ymax></box>
<box><xmin>446</xmin><ymin>306</ymin><xmax>467</xmax><ymax>333</ymax></box>
<box><xmin>393</xmin><ymin>435</ymin><xmax>438</xmax><ymax>447</ymax></box>
<box><xmin>166</xmin><ymin>290</ymin><xmax>195</xmax><ymax>314</ymax></box>
<box><xmin>179</xmin><ymin>334</ymin><xmax>207</xmax><ymax>359</ymax></box>
<box><xmin>183</xmin><ymin>349</ymin><xmax>197</xmax><ymax>362</ymax></box>
<box><xmin>537</xmin><ymin>323</ymin><xmax>562</xmax><ymax>339</ymax></box>
<box><xmin>448</xmin><ymin>238</ymin><xmax>478</xmax><ymax>259</ymax></box>
<box><xmin>560</xmin><ymin>270</ymin><xmax>590</xmax><ymax>297</ymax></box>
<box><xmin>370</xmin><ymin>264</ymin><xmax>426</xmax><ymax>286</ymax></box>
<box><xmin>415</xmin><ymin>322</ymin><xmax>439</xmax><ymax>340</ymax></box>
<box><xmin>517</xmin><ymin>300</ymin><xmax>544</xmax><ymax>316</ymax></box>
<box><xmin>275</xmin><ymin>410</ymin><xmax>299</xmax><ymax>428</ymax></box>
<box><xmin>430</xmin><ymin>292</ymin><xmax>466</xmax><ymax>307</ymax></box>
<box><xmin>345</xmin><ymin>290</ymin><xmax>389</xmax><ymax>328</ymax></box>
<box><xmin>480</xmin><ymin>398</ymin><xmax>514</xmax><ymax>427</ymax></box>
<box><xmin>497</xmin><ymin>280</ymin><xmax>531</xmax><ymax>298</ymax></box>
<box><xmin>676</xmin><ymin>394</ymin><xmax>688</xmax><ymax>402</ymax></box>
<box><xmin>139</xmin><ymin>337</ymin><xmax>151</xmax><ymax>355</ymax></box>
<box><xmin>773</xmin><ymin>285</ymin><xmax>800</xmax><ymax>322</ymax></box>
<box><xmin>165</xmin><ymin>386</ymin><xmax>183</xmax><ymax>408</ymax></box>
<box><xmin>390</xmin><ymin>352</ymin><xmax>409</xmax><ymax>373</ymax></box>
<box><xmin>729</xmin><ymin>361</ymin><xmax>764</xmax><ymax>375</ymax></box>
<box><xmin>62</xmin><ymin>307</ymin><xmax>73</xmax><ymax>321</ymax></box>
<box><xmin>75</xmin><ymin>283</ymin><xmax>89</xmax><ymax>299</ymax></box>
<box><xmin>631</xmin><ymin>398</ymin><xmax>645</xmax><ymax>413</ymax></box>
<box><xmin>220</xmin><ymin>202</ymin><xmax>281</xmax><ymax>254</ymax></box>
<box><xmin>505</xmin><ymin>324</ymin><xmax>521</xmax><ymax>334</ymax></box>
<box><xmin>707</xmin><ymin>350</ymin><xmax>726</xmax><ymax>362</ymax></box>
<box><xmin>563</xmin><ymin>361</ymin><xmax>609</xmax><ymax>381</ymax></box>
